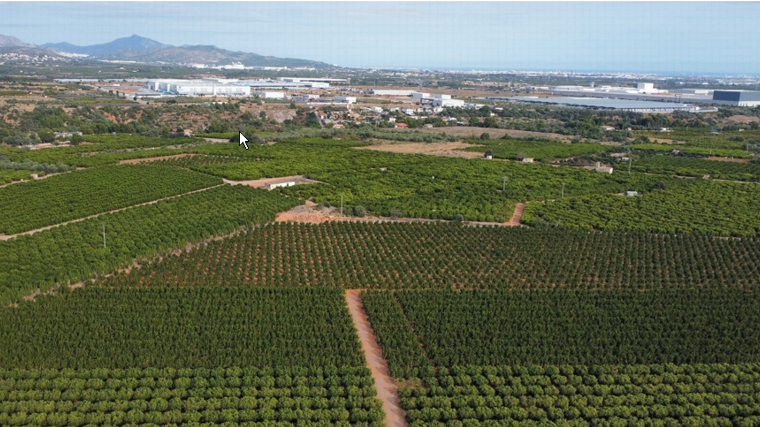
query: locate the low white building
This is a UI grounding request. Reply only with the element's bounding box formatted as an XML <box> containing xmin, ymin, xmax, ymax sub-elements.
<box><xmin>266</xmin><ymin>181</ymin><xmax>296</xmax><ymax>190</ymax></box>
<box><xmin>254</xmin><ymin>91</ymin><xmax>285</xmax><ymax>99</ymax></box>
<box><xmin>370</xmin><ymin>89</ymin><xmax>416</xmax><ymax>96</ymax></box>
<box><xmin>431</xmin><ymin>98</ymin><xmax>465</xmax><ymax>107</ymax></box>
<box><xmin>335</xmin><ymin>96</ymin><xmax>357</xmax><ymax>104</ymax></box>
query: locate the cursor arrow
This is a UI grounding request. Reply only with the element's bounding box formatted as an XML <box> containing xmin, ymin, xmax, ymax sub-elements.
<box><xmin>239</xmin><ymin>132</ymin><xmax>249</xmax><ymax>150</ymax></box>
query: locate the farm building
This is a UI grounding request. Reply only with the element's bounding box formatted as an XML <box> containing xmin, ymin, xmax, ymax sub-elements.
<box><xmin>266</xmin><ymin>181</ymin><xmax>296</xmax><ymax>190</ymax></box>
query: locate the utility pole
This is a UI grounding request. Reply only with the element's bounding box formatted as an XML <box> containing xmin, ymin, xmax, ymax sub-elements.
<box><xmin>502</xmin><ymin>176</ymin><xmax>507</xmax><ymax>192</ymax></box>
<box><xmin>561</xmin><ymin>183</ymin><xmax>565</xmax><ymax>199</ymax></box>
<box><xmin>340</xmin><ymin>194</ymin><xmax>344</xmax><ymax>217</ymax></box>
<box><xmin>102</xmin><ymin>222</ymin><xmax>106</xmax><ymax>249</ymax></box>
<box><xmin>628</xmin><ymin>158</ymin><xmax>632</xmax><ymax>174</ymax></box>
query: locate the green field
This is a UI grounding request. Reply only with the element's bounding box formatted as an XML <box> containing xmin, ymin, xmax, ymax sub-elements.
<box><xmin>102</xmin><ymin>222</ymin><xmax>760</xmax><ymax>291</ymax></box>
<box><xmin>0</xmin><ymin>185</ymin><xmax>300</xmax><ymax>304</ymax></box>
<box><xmin>0</xmin><ymin>165</ymin><xmax>221</xmax><ymax>234</ymax></box>
<box><xmin>522</xmin><ymin>180</ymin><xmax>760</xmax><ymax>236</ymax></box>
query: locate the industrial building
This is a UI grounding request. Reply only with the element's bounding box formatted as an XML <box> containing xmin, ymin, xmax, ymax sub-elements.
<box><xmin>431</xmin><ymin>98</ymin><xmax>465</xmax><ymax>107</ymax></box>
<box><xmin>253</xmin><ymin>91</ymin><xmax>285</xmax><ymax>99</ymax></box>
<box><xmin>335</xmin><ymin>96</ymin><xmax>357</xmax><ymax>104</ymax></box>
<box><xmin>370</xmin><ymin>89</ymin><xmax>417</xmax><ymax>96</ymax></box>
<box><xmin>545</xmin><ymin>83</ymin><xmax>760</xmax><ymax>106</ymax></box>
<box><xmin>142</xmin><ymin>78</ymin><xmax>333</xmax><ymax>97</ymax></box>
<box><xmin>712</xmin><ymin>90</ymin><xmax>760</xmax><ymax>107</ymax></box>
<box><xmin>507</xmin><ymin>96</ymin><xmax>698</xmax><ymax>113</ymax></box>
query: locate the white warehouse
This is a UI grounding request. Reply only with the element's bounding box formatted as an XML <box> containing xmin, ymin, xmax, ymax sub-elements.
<box><xmin>431</xmin><ymin>98</ymin><xmax>465</xmax><ymax>107</ymax></box>
<box><xmin>254</xmin><ymin>91</ymin><xmax>285</xmax><ymax>99</ymax></box>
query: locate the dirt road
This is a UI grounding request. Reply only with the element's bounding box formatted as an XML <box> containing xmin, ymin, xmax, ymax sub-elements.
<box><xmin>508</xmin><ymin>203</ymin><xmax>525</xmax><ymax>226</ymax></box>
<box><xmin>345</xmin><ymin>290</ymin><xmax>407</xmax><ymax>427</ymax></box>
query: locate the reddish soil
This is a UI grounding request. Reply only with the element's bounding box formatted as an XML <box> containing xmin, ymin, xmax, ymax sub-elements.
<box><xmin>706</xmin><ymin>156</ymin><xmax>751</xmax><ymax>163</ymax></box>
<box><xmin>356</xmin><ymin>142</ymin><xmax>483</xmax><ymax>158</ymax></box>
<box><xmin>275</xmin><ymin>203</ymin><xmax>524</xmax><ymax>227</ymax></box>
<box><xmin>118</xmin><ymin>153</ymin><xmax>196</xmax><ymax>164</ymax></box>
<box><xmin>508</xmin><ymin>203</ymin><xmax>525</xmax><ymax>226</ymax></box>
<box><xmin>395</xmin><ymin>126</ymin><xmax>571</xmax><ymax>141</ymax></box>
<box><xmin>725</xmin><ymin>115</ymin><xmax>760</xmax><ymax>124</ymax></box>
<box><xmin>345</xmin><ymin>290</ymin><xmax>408</xmax><ymax>427</ymax></box>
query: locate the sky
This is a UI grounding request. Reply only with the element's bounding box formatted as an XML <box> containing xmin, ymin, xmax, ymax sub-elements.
<box><xmin>0</xmin><ymin>2</ymin><xmax>758</xmax><ymax>75</ymax></box>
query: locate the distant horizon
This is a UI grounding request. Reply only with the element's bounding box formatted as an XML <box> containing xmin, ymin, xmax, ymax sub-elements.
<box><xmin>1</xmin><ymin>2</ymin><xmax>759</xmax><ymax>75</ymax></box>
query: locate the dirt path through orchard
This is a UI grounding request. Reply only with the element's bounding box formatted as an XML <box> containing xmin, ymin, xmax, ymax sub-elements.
<box><xmin>345</xmin><ymin>289</ymin><xmax>408</xmax><ymax>427</ymax></box>
<box><xmin>508</xmin><ymin>203</ymin><xmax>525</xmax><ymax>226</ymax></box>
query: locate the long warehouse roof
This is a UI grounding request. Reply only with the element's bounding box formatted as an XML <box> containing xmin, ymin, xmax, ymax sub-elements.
<box><xmin>511</xmin><ymin>96</ymin><xmax>691</xmax><ymax>110</ymax></box>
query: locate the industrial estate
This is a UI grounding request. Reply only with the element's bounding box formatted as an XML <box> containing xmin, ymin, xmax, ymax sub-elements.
<box><xmin>2</xmin><ymin>10</ymin><xmax>760</xmax><ymax>427</ymax></box>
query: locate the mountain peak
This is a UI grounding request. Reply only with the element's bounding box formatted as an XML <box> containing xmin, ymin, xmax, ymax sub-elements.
<box><xmin>0</xmin><ymin>34</ymin><xmax>34</xmax><ymax>48</ymax></box>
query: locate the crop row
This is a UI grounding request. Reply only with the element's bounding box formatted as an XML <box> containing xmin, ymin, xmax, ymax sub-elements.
<box><xmin>0</xmin><ymin>184</ymin><xmax>300</xmax><ymax>304</ymax></box>
<box><xmin>0</xmin><ymin>287</ymin><xmax>363</xmax><ymax>369</ymax></box>
<box><xmin>0</xmin><ymin>135</ymin><xmax>205</xmax><ymax>168</ymax></box>
<box><xmin>522</xmin><ymin>180</ymin><xmax>760</xmax><ymax>236</ymax></box>
<box><xmin>632</xmin><ymin>155</ymin><xmax>760</xmax><ymax>182</ymax></box>
<box><xmin>0</xmin><ymin>367</ymin><xmax>383</xmax><ymax>427</ymax></box>
<box><xmin>465</xmin><ymin>139</ymin><xmax>612</xmax><ymax>161</ymax></box>
<box><xmin>101</xmin><ymin>222</ymin><xmax>760</xmax><ymax>291</ymax></box>
<box><xmin>399</xmin><ymin>364</ymin><xmax>760</xmax><ymax>427</ymax></box>
<box><xmin>363</xmin><ymin>289</ymin><xmax>760</xmax><ymax>376</ymax></box>
<box><xmin>0</xmin><ymin>165</ymin><xmax>222</xmax><ymax>234</ymax></box>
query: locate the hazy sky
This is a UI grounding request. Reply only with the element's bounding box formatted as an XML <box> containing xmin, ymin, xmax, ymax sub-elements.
<box><xmin>1</xmin><ymin>2</ymin><xmax>758</xmax><ymax>74</ymax></box>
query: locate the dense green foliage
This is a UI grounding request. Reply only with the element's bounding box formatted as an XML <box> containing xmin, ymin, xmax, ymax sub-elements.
<box><xmin>0</xmin><ymin>287</ymin><xmax>362</xmax><ymax>369</ymax></box>
<box><xmin>190</xmin><ymin>139</ymin><xmax>683</xmax><ymax>222</ymax></box>
<box><xmin>385</xmin><ymin>289</ymin><xmax>760</xmax><ymax>368</ymax></box>
<box><xmin>0</xmin><ymin>165</ymin><xmax>222</xmax><ymax>234</ymax></box>
<box><xmin>627</xmin><ymin>143</ymin><xmax>750</xmax><ymax>158</ymax></box>
<box><xmin>465</xmin><ymin>139</ymin><xmax>612</xmax><ymax>161</ymax></box>
<box><xmin>101</xmin><ymin>222</ymin><xmax>760</xmax><ymax>291</ymax></box>
<box><xmin>522</xmin><ymin>180</ymin><xmax>760</xmax><ymax>236</ymax></box>
<box><xmin>0</xmin><ymin>169</ymin><xmax>34</xmax><ymax>185</ymax></box>
<box><xmin>0</xmin><ymin>365</ymin><xmax>383</xmax><ymax>426</ymax></box>
<box><xmin>633</xmin><ymin>155</ymin><xmax>760</xmax><ymax>182</ymax></box>
<box><xmin>360</xmin><ymin>292</ymin><xmax>430</xmax><ymax>378</ymax></box>
<box><xmin>398</xmin><ymin>363</ymin><xmax>760</xmax><ymax>427</ymax></box>
<box><xmin>0</xmin><ymin>155</ymin><xmax>76</xmax><ymax>175</ymax></box>
<box><xmin>0</xmin><ymin>135</ymin><xmax>203</xmax><ymax>167</ymax></box>
<box><xmin>0</xmin><ymin>185</ymin><xmax>300</xmax><ymax>304</ymax></box>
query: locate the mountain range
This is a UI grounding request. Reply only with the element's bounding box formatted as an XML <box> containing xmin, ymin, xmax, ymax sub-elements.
<box><xmin>0</xmin><ymin>34</ymin><xmax>330</xmax><ymax>68</ymax></box>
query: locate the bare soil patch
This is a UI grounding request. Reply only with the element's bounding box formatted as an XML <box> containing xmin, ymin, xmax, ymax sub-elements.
<box><xmin>275</xmin><ymin>202</ymin><xmax>524</xmax><ymax>227</ymax></box>
<box><xmin>356</xmin><ymin>142</ymin><xmax>482</xmax><ymax>158</ymax></box>
<box><xmin>345</xmin><ymin>289</ymin><xmax>408</xmax><ymax>427</ymax></box>
<box><xmin>118</xmin><ymin>153</ymin><xmax>196</xmax><ymax>164</ymax></box>
<box><xmin>508</xmin><ymin>203</ymin><xmax>525</xmax><ymax>226</ymax></box>
<box><xmin>726</xmin><ymin>115</ymin><xmax>760</xmax><ymax>124</ymax></box>
<box><xmin>706</xmin><ymin>156</ymin><xmax>752</xmax><ymax>163</ymax></box>
<box><xmin>395</xmin><ymin>126</ymin><xmax>571</xmax><ymax>141</ymax></box>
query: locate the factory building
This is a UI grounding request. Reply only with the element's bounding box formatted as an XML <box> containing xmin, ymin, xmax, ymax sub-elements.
<box><xmin>506</xmin><ymin>96</ymin><xmax>699</xmax><ymax>113</ymax></box>
<box><xmin>431</xmin><ymin>98</ymin><xmax>465</xmax><ymax>107</ymax></box>
<box><xmin>142</xmin><ymin>78</ymin><xmax>332</xmax><ymax>97</ymax></box>
<box><xmin>547</xmin><ymin>83</ymin><xmax>760</xmax><ymax>106</ymax></box>
<box><xmin>253</xmin><ymin>91</ymin><xmax>285</xmax><ymax>99</ymax></box>
<box><xmin>370</xmin><ymin>89</ymin><xmax>417</xmax><ymax>96</ymax></box>
<box><xmin>335</xmin><ymin>96</ymin><xmax>357</xmax><ymax>104</ymax></box>
<box><xmin>712</xmin><ymin>90</ymin><xmax>760</xmax><ymax>107</ymax></box>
